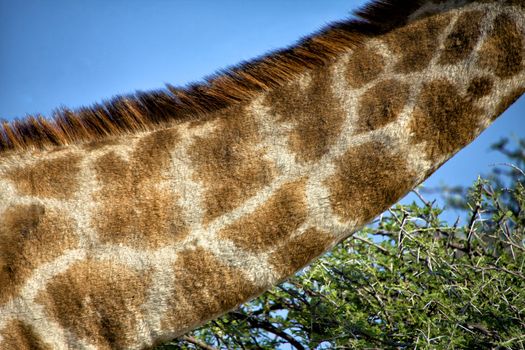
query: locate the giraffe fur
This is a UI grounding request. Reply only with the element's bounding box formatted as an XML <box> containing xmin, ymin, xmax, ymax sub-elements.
<box><xmin>0</xmin><ymin>0</ymin><xmax>524</xmax><ymax>349</ymax></box>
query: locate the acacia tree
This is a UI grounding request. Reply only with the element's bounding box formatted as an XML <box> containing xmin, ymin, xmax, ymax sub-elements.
<box><xmin>159</xmin><ymin>138</ymin><xmax>525</xmax><ymax>350</ymax></box>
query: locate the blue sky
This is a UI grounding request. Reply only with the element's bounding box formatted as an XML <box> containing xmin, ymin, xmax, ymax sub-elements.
<box><xmin>1</xmin><ymin>0</ymin><xmax>523</xmax><ymax>215</ymax></box>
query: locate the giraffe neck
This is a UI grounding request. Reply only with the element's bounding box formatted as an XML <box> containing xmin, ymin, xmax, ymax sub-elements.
<box><xmin>1</xmin><ymin>1</ymin><xmax>524</xmax><ymax>349</ymax></box>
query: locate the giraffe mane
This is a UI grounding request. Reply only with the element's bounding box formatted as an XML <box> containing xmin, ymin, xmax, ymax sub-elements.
<box><xmin>0</xmin><ymin>0</ymin><xmax>427</xmax><ymax>153</ymax></box>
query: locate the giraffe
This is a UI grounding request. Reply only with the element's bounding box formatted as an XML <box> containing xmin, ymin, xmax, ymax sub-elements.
<box><xmin>0</xmin><ymin>0</ymin><xmax>524</xmax><ymax>348</ymax></box>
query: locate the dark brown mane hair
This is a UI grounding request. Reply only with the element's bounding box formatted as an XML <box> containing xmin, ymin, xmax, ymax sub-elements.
<box><xmin>0</xmin><ymin>0</ymin><xmax>426</xmax><ymax>153</ymax></box>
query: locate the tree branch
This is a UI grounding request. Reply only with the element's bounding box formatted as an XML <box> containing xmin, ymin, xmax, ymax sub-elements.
<box><xmin>352</xmin><ymin>235</ymin><xmax>390</xmax><ymax>255</ymax></box>
<box><xmin>181</xmin><ymin>335</ymin><xmax>219</xmax><ymax>350</ymax></box>
<box><xmin>229</xmin><ymin>312</ymin><xmax>305</xmax><ymax>350</ymax></box>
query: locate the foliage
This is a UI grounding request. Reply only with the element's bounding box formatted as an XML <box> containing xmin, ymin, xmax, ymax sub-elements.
<box><xmin>159</xmin><ymin>138</ymin><xmax>525</xmax><ymax>350</ymax></box>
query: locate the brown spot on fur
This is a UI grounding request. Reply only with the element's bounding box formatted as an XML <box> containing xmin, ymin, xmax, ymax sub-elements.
<box><xmin>271</xmin><ymin>227</ymin><xmax>334</xmax><ymax>277</ymax></box>
<box><xmin>410</xmin><ymin>79</ymin><xmax>483</xmax><ymax>158</ymax></box>
<box><xmin>219</xmin><ymin>178</ymin><xmax>308</xmax><ymax>253</ymax></box>
<box><xmin>385</xmin><ymin>12</ymin><xmax>451</xmax><ymax>73</ymax></box>
<box><xmin>479</xmin><ymin>14</ymin><xmax>524</xmax><ymax>79</ymax></box>
<box><xmin>189</xmin><ymin>105</ymin><xmax>275</xmax><ymax>223</ymax></box>
<box><xmin>0</xmin><ymin>205</ymin><xmax>77</xmax><ymax>304</ymax></box>
<box><xmin>439</xmin><ymin>10</ymin><xmax>485</xmax><ymax>65</ymax></box>
<box><xmin>265</xmin><ymin>66</ymin><xmax>346</xmax><ymax>163</ymax></box>
<box><xmin>467</xmin><ymin>76</ymin><xmax>494</xmax><ymax>101</ymax></box>
<box><xmin>93</xmin><ymin>128</ymin><xmax>188</xmax><ymax>248</ymax></box>
<box><xmin>477</xmin><ymin>0</ymin><xmax>525</xmax><ymax>9</ymax></box>
<box><xmin>504</xmin><ymin>0</ymin><xmax>525</xmax><ymax>8</ymax></box>
<box><xmin>325</xmin><ymin>141</ymin><xmax>416</xmax><ymax>223</ymax></box>
<box><xmin>162</xmin><ymin>248</ymin><xmax>260</xmax><ymax>335</ymax></box>
<box><xmin>6</xmin><ymin>154</ymin><xmax>81</xmax><ymax>200</ymax></box>
<box><xmin>346</xmin><ymin>46</ymin><xmax>385</xmax><ymax>88</ymax></box>
<box><xmin>356</xmin><ymin>79</ymin><xmax>410</xmax><ymax>133</ymax></box>
<box><xmin>37</xmin><ymin>259</ymin><xmax>151</xmax><ymax>350</ymax></box>
<box><xmin>82</xmin><ymin>137</ymin><xmax>121</xmax><ymax>151</ymax></box>
<box><xmin>492</xmin><ymin>88</ymin><xmax>525</xmax><ymax>120</ymax></box>
<box><xmin>0</xmin><ymin>320</ymin><xmax>52</xmax><ymax>350</ymax></box>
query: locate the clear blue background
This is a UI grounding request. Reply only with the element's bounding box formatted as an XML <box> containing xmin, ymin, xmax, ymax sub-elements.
<box><xmin>1</xmin><ymin>0</ymin><xmax>523</xmax><ymax>218</ymax></box>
